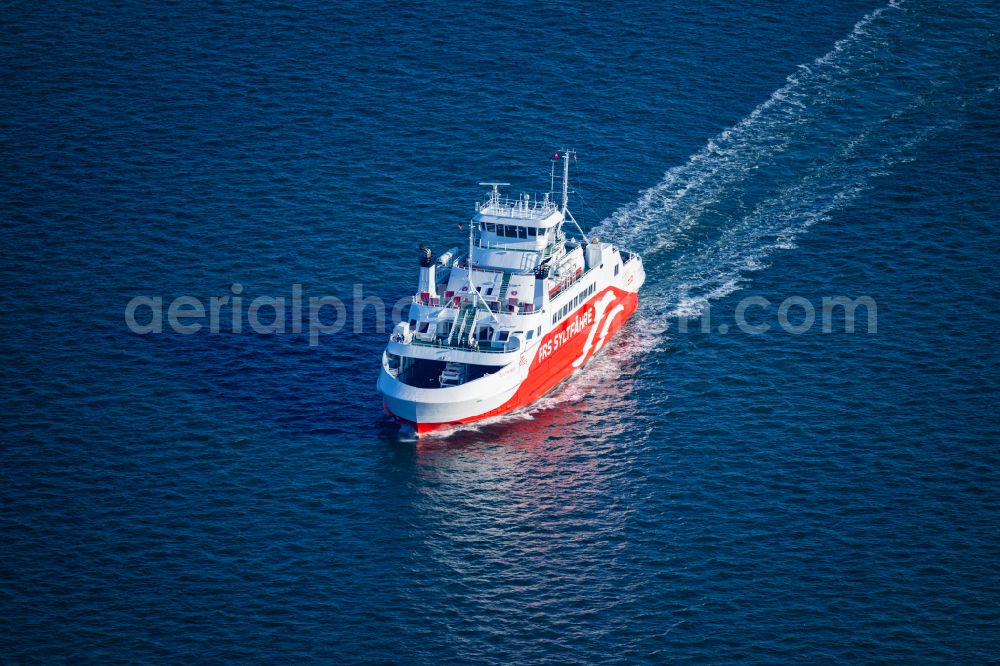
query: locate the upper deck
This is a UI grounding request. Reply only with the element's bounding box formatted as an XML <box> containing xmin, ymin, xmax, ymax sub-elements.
<box><xmin>474</xmin><ymin>193</ymin><xmax>562</xmax><ymax>226</ymax></box>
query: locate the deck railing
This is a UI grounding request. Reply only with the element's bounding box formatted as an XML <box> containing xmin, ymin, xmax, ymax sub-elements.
<box><xmin>476</xmin><ymin>197</ymin><xmax>558</xmax><ymax>219</ymax></box>
<box><xmin>399</xmin><ymin>334</ymin><xmax>521</xmax><ymax>354</ymax></box>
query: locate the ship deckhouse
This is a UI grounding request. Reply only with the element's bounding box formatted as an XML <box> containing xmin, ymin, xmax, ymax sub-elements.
<box><xmin>472</xmin><ymin>185</ymin><xmax>565</xmax><ymax>274</ymax></box>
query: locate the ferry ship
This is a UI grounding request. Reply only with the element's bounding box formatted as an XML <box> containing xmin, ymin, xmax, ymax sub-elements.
<box><xmin>378</xmin><ymin>151</ymin><xmax>645</xmax><ymax>434</ymax></box>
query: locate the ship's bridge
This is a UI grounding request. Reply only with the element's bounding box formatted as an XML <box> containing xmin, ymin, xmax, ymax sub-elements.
<box><xmin>472</xmin><ymin>189</ymin><xmax>566</xmax><ymax>273</ymax></box>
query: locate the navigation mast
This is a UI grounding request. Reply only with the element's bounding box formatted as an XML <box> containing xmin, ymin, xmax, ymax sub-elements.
<box><xmin>561</xmin><ymin>150</ymin><xmax>572</xmax><ymax>214</ymax></box>
<box><xmin>556</xmin><ymin>150</ymin><xmax>589</xmax><ymax>243</ymax></box>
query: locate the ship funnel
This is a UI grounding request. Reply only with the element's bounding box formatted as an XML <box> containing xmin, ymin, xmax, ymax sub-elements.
<box><xmin>417</xmin><ymin>245</ymin><xmax>437</xmax><ymax>299</ymax></box>
<box><xmin>418</xmin><ymin>244</ymin><xmax>434</xmax><ymax>267</ymax></box>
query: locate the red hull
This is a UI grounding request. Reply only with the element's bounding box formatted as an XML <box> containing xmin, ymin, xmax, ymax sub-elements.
<box><xmin>385</xmin><ymin>286</ymin><xmax>638</xmax><ymax>435</ymax></box>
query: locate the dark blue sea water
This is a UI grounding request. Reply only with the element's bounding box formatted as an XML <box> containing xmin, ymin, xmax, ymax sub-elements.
<box><xmin>3</xmin><ymin>0</ymin><xmax>999</xmax><ymax>662</ymax></box>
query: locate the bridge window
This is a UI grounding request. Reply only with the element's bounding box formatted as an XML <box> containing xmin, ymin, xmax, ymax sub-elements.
<box><xmin>505</xmin><ymin>225</ymin><xmax>517</xmax><ymax>237</ymax></box>
<box><xmin>528</xmin><ymin>228</ymin><xmax>537</xmax><ymax>237</ymax></box>
<box><xmin>497</xmin><ymin>331</ymin><xmax>509</xmax><ymax>342</ymax></box>
<box><xmin>486</xmin><ymin>223</ymin><xmax>495</xmax><ymax>232</ymax></box>
<box><xmin>518</xmin><ymin>227</ymin><xmax>527</xmax><ymax>239</ymax></box>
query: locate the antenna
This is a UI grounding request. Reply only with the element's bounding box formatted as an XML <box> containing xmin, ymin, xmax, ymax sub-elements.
<box><xmin>478</xmin><ymin>181</ymin><xmax>509</xmax><ymax>206</ymax></box>
<box><xmin>560</xmin><ymin>149</ymin><xmax>574</xmax><ymax>214</ymax></box>
<box><xmin>555</xmin><ymin>149</ymin><xmax>588</xmax><ymax>242</ymax></box>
